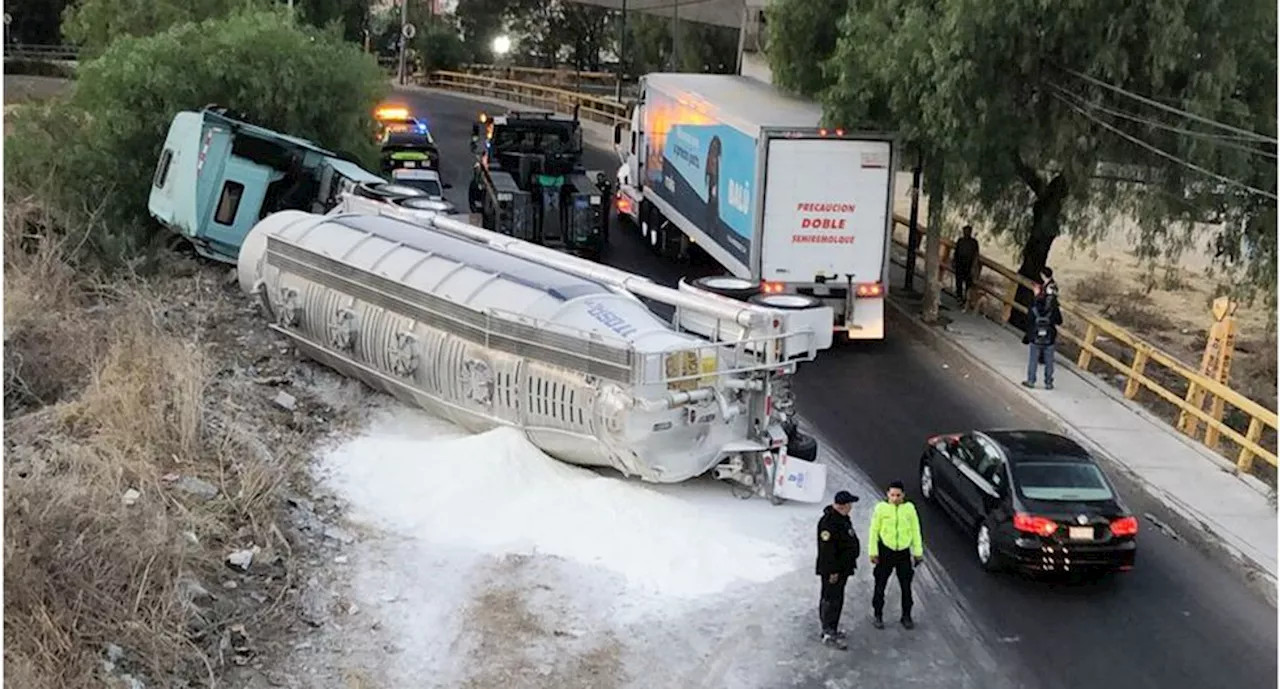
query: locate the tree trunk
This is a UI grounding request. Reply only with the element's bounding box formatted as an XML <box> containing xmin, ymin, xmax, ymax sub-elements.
<box><xmin>1010</xmin><ymin>173</ymin><xmax>1068</xmax><ymax>330</ymax></box>
<box><xmin>922</xmin><ymin>157</ymin><xmax>946</xmax><ymax>324</ymax></box>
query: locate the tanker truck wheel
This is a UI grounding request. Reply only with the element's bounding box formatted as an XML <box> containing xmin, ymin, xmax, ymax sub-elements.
<box><xmin>786</xmin><ymin>430</ymin><xmax>818</xmax><ymax>462</ymax></box>
<box><xmin>747</xmin><ymin>293</ymin><xmax>823</xmax><ymax>310</ymax></box>
<box><xmin>690</xmin><ymin>276</ymin><xmax>759</xmax><ymax>301</ymax></box>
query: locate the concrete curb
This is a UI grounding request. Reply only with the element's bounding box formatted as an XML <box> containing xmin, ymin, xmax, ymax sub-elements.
<box><xmin>883</xmin><ymin>294</ymin><xmax>1278</xmax><ymax>605</ymax></box>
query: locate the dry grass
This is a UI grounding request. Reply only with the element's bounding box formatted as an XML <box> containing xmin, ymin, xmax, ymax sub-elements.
<box><xmin>2</xmin><ymin>200</ymin><xmax>299</xmax><ymax>689</ymax></box>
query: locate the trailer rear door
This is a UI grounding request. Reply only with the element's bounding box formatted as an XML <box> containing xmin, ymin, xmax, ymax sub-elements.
<box><xmin>758</xmin><ymin>137</ymin><xmax>892</xmax><ymax>285</ymax></box>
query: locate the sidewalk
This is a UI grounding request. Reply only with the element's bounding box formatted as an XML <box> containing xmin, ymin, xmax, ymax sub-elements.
<box><xmin>884</xmin><ymin>264</ymin><xmax>1277</xmax><ymax>593</ymax></box>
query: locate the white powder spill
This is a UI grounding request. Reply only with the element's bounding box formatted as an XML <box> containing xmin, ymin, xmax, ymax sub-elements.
<box><xmin>320</xmin><ymin>406</ymin><xmax>808</xmax><ymax>604</ymax></box>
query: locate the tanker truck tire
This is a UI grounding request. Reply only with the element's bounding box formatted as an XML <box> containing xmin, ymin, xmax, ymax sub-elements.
<box><xmin>747</xmin><ymin>293</ymin><xmax>823</xmax><ymax>310</ymax></box>
<box><xmin>786</xmin><ymin>431</ymin><xmax>818</xmax><ymax>462</ymax></box>
<box><xmin>690</xmin><ymin>276</ymin><xmax>760</xmax><ymax>301</ymax></box>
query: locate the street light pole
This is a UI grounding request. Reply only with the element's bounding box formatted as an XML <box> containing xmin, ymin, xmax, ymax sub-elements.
<box><xmin>615</xmin><ymin>0</ymin><xmax>627</xmax><ymax>101</ymax></box>
<box><xmin>671</xmin><ymin>0</ymin><xmax>680</xmax><ymax>71</ymax></box>
<box><xmin>396</xmin><ymin>0</ymin><xmax>409</xmax><ymax>85</ymax></box>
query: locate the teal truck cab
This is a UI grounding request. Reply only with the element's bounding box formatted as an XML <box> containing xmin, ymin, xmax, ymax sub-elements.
<box><xmin>148</xmin><ymin>106</ymin><xmax>385</xmax><ymax>263</ymax></box>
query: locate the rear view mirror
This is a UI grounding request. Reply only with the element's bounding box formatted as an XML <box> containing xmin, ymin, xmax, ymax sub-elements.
<box><xmin>443</xmin><ymin>182</ymin><xmax>453</xmax><ymax>189</ymax></box>
<box><xmin>612</xmin><ymin>123</ymin><xmax>623</xmax><ymax>145</ymax></box>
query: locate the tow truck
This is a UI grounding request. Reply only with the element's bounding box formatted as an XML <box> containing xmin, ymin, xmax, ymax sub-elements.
<box><xmin>467</xmin><ymin>109</ymin><xmax>610</xmax><ymax>258</ymax></box>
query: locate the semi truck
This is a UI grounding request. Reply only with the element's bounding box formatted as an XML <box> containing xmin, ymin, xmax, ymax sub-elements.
<box><xmin>467</xmin><ymin>109</ymin><xmax>610</xmax><ymax>258</ymax></box>
<box><xmin>612</xmin><ymin>74</ymin><xmax>897</xmax><ymax>340</ymax></box>
<box><xmin>147</xmin><ymin>106</ymin><xmax>463</xmax><ymax>263</ymax></box>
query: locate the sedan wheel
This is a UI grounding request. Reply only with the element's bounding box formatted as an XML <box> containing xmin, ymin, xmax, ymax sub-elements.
<box><xmin>920</xmin><ymin>463</ymin><xmax>935</xmax><ymax>501</ymax></box>
<box><xmin>976</xmin><ymin>522</ymin><xmax>1002</xmax><ymax>573</ymax></box>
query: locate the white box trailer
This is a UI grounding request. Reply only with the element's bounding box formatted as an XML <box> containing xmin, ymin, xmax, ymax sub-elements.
<box><xmin>613</xmin><ymin>74</ymin><xmax>897</xmax><ymax>340</ymax></box>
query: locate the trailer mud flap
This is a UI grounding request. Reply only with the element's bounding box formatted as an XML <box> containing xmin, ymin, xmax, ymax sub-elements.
<box><xmin>774</xmin><ymin>453</ymin><xmax>828</xmax><ymax>503</ymax></box>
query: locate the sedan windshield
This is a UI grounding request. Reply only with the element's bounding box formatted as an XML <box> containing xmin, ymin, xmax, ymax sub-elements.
<box><xmin>1014</xmin><ymin>461</ymin><xmax>1114</xmax><ymax>501</ymax></box>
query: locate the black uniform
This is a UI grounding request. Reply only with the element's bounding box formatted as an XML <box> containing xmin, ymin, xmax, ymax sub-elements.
<box><xmin>816</xmin><ymin>505</ymin><xmax>860</xmax><ymax>636</ymax></box>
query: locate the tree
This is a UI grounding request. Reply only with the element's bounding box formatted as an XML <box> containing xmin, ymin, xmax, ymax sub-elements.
<box><xmin>505</xmin><ymin>0</ymin><xmax>567</xmax><ymax>67</ymax></box>
<box><xmin>61</xmin><ymin>0</ymin><xmax>271</xmax><ymax>58</ymax></box>
<box><xmin>560</xmin><ymin>3</ymin><xmax>612</xmax><ymax>72</ymax></box>
<box><xmin>768</xmin><ymin>0</ymin><xmax>1278</xmax><ymax>322</ymax></box>
<box><xmin>9</xmin><ymin>7</ymin><xmax>387</xmax><ymax>264</ymax></box>
<box><xmin>292</xmin><ymin>0</ymin><xmax>372</xmax><ymax>44</ymax></box>
<box><xmin>455</xmin><ymin>0</ymin><xmax>506</xmax><ymax>63</ymax></box>
<box><xmin>6</xmin><ymin>0</ymin><xmax>75</xmax><ymax>44</ymax></box>
<box><xmin>413</xmin><ymin>15</ymin><xmax>467</xmax><ymax>72</ymax></box>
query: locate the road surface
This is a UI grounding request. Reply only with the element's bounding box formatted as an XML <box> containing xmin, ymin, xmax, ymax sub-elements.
<box><xmin>400</xmin><ymin>88</ymin><xmax>1278</xmax><ymax>689</ymax></box>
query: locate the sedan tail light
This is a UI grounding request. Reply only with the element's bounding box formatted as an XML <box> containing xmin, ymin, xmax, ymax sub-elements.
<box><xmin>1013</xmin><ymin>512</ymin><xmax>1059</xmax><ymax>537</ymax></box>
<box><xmin>1109</xmin><ymin>516</ymin><xmax>1139</xmax><ymax>537</ymax></box>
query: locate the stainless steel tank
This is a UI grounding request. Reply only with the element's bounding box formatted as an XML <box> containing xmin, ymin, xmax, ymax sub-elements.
<box><xmin>238</xmin><ymin>210</ymin><xmax>824</xmax><ymax>495</ymax></box>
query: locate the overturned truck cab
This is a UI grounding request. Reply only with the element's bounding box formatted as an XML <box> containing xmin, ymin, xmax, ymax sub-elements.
<box><xmin>238</xmin><ymin>206</ymin><xmax>835</xmax><ymax>503</ymax></box>
<box><xmin>148</xmin><ymin>106</ymin><xmax>385</xmax><ymax>263</ymax></box>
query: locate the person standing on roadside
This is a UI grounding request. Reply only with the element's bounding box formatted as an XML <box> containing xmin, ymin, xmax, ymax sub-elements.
<box><xmin>868</xmin><ymin>480</ymin><xmax>923</xmax><ymax>630</ymax></box>
<box><xmin>952</xmin><ymin>225</ymin><xmax>981</xmax><ymax>310</ymax></box>
<box><xmin>1022</xmin><ymin>290</ymin><xmax>1064</xmax><ymax>390</ymax></box>
<box><xmin>816</xmin><ymin>490</ymin><xmax>860</xmax><ymax>650</ymax></box>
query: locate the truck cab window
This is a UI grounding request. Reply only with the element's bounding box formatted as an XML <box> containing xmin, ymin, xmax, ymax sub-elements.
<box><xmin>215</xmin><ymin>181</ymin><xmax>245</xmax><ymax>225</ymax></box>
<box><xmin>153</xmin><ymin>149</ymin><xmax>174</xmax><ymax>189</ymax></box>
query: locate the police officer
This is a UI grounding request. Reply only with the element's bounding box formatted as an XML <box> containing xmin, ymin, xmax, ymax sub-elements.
<box><xmin>868</xmin><ymin>480</ymin><xmax>924</xmax><ymax>630</ymax></box>
<box><xmin>816</xmin><ymin>490</ymin><xmax>860</xmax><ymax>649</ymax></box>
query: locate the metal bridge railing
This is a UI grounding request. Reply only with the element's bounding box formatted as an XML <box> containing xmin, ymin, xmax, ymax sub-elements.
<box><xmin>4</xmin><ymin>43</ymin><xmax>80</xmax><ymax>61</ymax></box>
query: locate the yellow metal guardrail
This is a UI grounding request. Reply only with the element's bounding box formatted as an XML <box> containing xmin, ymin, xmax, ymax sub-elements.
<box><xmin>419</xmin><ymin>70</ymin><xmax>1277</xmax><ymax>477</ymax></box>
<box><xmin>459</xmin><ymin>63</ymin><xmax>621</xmax><ymax>85</ymax></box>
<box><xmin>418</xmin><ymin>70</ymin><xmax>630</xmax><ymax>127</ymax></box>
<box><xmin>889</xmin><ymin>217</ymin><xmax>1278</xmax><ymax>475</ymax></box>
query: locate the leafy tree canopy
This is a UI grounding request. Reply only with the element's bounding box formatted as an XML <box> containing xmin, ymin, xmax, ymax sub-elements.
<box><xmin>8</xmin><ymin>7</ymin><xmax>387</xmax><ymax>265</ymax></box>
<box><xmin>62</xmin><ymin>0</ymin><xmax>372</xmax><ymax>58</ymax></box>
<box><xmin>767</xmin><ymin>0</ymin><xmax>1278</xmax><ymax>304</ymax></box>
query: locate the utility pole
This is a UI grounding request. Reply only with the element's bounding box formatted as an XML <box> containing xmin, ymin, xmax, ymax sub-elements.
<box><xmin>396</xmin><ymin>0</ymin><xmax>409</xmax><ymax>85</ymax></box>
<box><xmin>904</xmin><ymin>151</ymin><xmax>924</xmax><ymax>292</ymax></box>
<box><xmin>615</xmin><ymin>0</ymin><xmax>628</xmax><ymax>101</ymax></box>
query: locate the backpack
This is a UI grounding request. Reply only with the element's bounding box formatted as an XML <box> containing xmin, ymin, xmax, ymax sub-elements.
<box><xmin>1032</xmin><ymin>305</ymin><xmax>1053</xmax><ymax>345</ymax></box>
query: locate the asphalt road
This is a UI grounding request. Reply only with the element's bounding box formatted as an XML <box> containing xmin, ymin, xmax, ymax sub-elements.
<box><xmin>399</xmin><ymin>88</ymin><xmax>1278</xmax><ymax>689</ymax></box>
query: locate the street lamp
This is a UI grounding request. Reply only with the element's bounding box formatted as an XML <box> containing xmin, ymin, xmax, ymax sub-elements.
<box><xmin>492</xmin><ymin>35</ymin><xmax>511</xmax><ymax>58</ymax></box>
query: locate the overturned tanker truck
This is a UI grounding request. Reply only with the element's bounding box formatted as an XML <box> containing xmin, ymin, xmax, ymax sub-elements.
<box><xmin>237</xmin><ymin>198</ymin><xmax>837</xmax><ymax>503</ymax></box>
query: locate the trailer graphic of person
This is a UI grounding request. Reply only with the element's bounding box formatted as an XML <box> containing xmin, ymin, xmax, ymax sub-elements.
<box><xmin>705</xmin><ymin>135</ymin><xmax>722</xmax><ymax>233</ymax></box>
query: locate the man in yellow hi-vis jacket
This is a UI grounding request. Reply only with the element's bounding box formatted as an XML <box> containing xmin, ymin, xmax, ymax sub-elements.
<box><xmin>867</xmin><ymin>480</ymin><xmax>924</xmax><ymax>630</ymax></box>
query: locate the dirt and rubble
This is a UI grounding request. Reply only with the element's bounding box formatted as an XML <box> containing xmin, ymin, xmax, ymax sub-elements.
<box><xmin>2</xmin><ymin>199</ymin><xmax>383</xmax><ymax>689</ymax></box>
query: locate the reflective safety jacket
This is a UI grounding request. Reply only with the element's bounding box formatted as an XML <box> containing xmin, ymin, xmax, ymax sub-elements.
<box><xmin>867</xmin><ymin>501</ymin><xmax>924</xmax><ymax>558</ymax></box>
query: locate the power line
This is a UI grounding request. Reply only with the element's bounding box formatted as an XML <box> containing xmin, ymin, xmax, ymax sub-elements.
<box><xmin>1047</xmin><ymin>82</ymin><xmax>1277</xmax><ymax>161</ymax></box>
<box><xmin>1054</xmin><ymin>64</ymin><xmax>1278</xmax><ymax>146</ymax></box>
<box><xmin>1050</xmin><ymin>88</ymin><xmax>1278</xmax><ymax>202</ymax></box>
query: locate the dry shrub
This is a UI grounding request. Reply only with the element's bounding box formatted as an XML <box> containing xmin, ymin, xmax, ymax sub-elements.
<box><xmin>1070</xmin><ymin>273</ymin><xmax>1121</xmax><ymax>304</ymax></box>
<box><xmin>3</xmin><ymin>201</ymin><xmax>101</xmax><ymax>413</ymax></box>
<box><xmin>3</xmin><ymin>208</ymin><xmax>291</xmax><ymax>689</ymax></box>
<box><xmin>1102</xmin><ymin>291</ymin><xmax>1176</xmax><ymax>333</ymax></box>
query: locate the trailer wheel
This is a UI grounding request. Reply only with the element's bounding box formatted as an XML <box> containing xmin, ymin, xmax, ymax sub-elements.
<box><xmin>691</xmin><ymin>276</ymin><xmax>760</xmax><ymax>301</ymax></box>
<box><xmin>786</xmin><ymin>431</ymin><xmax>819</xmax><ymax>462</ymax></box>
<box><xmin>747</xmin><ymin>293</ymin><xmax>823</xmax><ymax>310</ymax></box>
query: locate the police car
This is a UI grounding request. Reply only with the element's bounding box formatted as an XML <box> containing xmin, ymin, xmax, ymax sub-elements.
<box><xmin>375</xmin><ymin>105</ymin><xmax>440</xmax><ymax>172</ymax></box>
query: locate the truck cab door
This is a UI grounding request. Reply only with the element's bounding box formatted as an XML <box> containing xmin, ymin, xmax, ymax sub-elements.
<box><xmin>201</xmin><ymin>160</ymin><xmax>274</xmax><ymax>259</ymax></box>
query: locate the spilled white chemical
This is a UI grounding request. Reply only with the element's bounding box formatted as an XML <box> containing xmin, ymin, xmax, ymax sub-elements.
<box><xmin>295</xmin><ymin>404</ymin><xmax>990</xmax><ymax>689</ymax></box>
<box><xmin>321</xmin><ymin>408</ymin><xmax>804</xmax><ymax>605</ymax></box>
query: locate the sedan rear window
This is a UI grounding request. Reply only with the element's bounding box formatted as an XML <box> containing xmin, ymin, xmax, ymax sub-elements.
<box><xmin>1014</xmin><ymin>461</ymin><xmax>1113</xmax><ymax>501</ymax></box>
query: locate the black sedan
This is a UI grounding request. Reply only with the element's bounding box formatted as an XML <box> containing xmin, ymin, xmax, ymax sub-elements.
<box><xmin>917</xmin><ymin>429</ymin><xmax>1138</xmax><ymax>574</ymax></box>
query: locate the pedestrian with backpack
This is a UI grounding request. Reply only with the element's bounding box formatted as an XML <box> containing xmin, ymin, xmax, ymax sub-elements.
<box><xmin>1023</xmin><ymin>292</ymin><xmax>1063</xmax><ymax>389</ymax></box>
